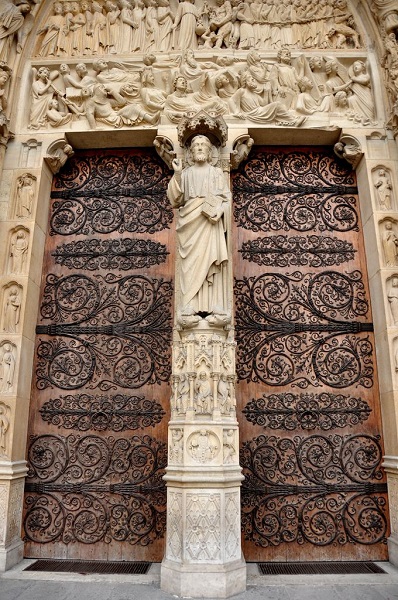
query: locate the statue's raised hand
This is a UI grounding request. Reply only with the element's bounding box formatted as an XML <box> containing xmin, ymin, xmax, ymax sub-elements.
<box><xmin>171</xmin><ymin>158</ymin><xmax>183</xmax><ymax>173</ymax></box>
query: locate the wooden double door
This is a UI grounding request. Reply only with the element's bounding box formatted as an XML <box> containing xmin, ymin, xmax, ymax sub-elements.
<box><xmin>232</xmin><ymin>146</ymin><xmax>389</xmax><ymax>562</ymax></box>
<box><xmin>23</xmin><ymin>145</ymin><xmax>389</xmax><ymax>564</ymax></box>
<box><xmin>23</xmin><ymin>149</ymin><xmax>175</xmax><ymax>561</ymax></box>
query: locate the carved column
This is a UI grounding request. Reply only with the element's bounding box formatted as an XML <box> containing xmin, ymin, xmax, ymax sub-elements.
<box><xmin>160</xmin><ymin>114</ymin><xmax>247</xmax><ymax>598</ymax></box>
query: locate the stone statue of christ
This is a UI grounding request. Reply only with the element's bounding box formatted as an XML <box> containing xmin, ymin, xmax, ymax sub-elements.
<box><xmin>167</xmin><ymin>135</ymin><xmax>230</xmax><ymax>317</ymax></box>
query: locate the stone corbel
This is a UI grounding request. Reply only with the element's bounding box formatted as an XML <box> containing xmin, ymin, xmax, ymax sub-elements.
<box><xmin>44</xmin><ymin>139</ymin><xmax>75</xmax><ymax>174</ymax></box>
<box><xmin>230</xmin><ymin>134</ymin><xmax>254</xmax><ymax>170</ymax></box>
<box><xmin>333</xmin><ymin>134</ymin><xmax>363</xmax><ymax>169</ymax></box>
<box><xmin>154</xmin><ymin>135</ymin><xmax>176</xmax><ymax>170</ymax></box>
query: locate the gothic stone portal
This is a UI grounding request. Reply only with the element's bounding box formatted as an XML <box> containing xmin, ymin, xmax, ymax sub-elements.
<box><xmin>23</xmin><ymin>149</ymin><xmax>174</xmax><ymax>561</ymax></box>
<box><xmin>233</xmin><ymin>147</ymin><xmax>389</xmax><ymax>562</ymax></box>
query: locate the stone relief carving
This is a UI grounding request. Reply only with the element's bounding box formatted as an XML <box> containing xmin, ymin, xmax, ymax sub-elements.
<box><xmin>373</xmin><ymin>167</ymin><xmax>394</xmax><ymax>210</ymax></box>
<box><xmin>35</xmin><ymin>0</ymin><xmax>362</xmax><ymax>56</ymax></box>
<box><xmin>0</xmin><ymin>0</ymin><xmax>34</xmax><ymax>64</ymax></box>
<box><xmin>381</xmin><ymin>220</ymin><xmax>398</xmax><ymax>266</ymax></box>
<box><xmin>14</xmin><ymin>172</ymin><xmax>36</xmax><ymax>219</ymax></box>
<box><xmin>168</xmin><ymin>134</ymin><xmax>230</xmax><ymax>321</ymax></box>
<box><xmin>2</xmin><ymin>284</ymin><xmax>22</xmax><ymax>334</ymax></box>
<box><xmin>188</xmin><ymin>429</ymin><xmax>219</xmax><ymax>463</ymax></box>
<box><xmin>388</xmin><ymin>276</ymin><xmax>398</xmax><ymax>325</ymax></box>
<box><xmin>9</xmin><ymin>228</ymin><xmax>29</xmax><ymax>274</ymax></box>
<box><xmin>169</xmin><ymin>428</ymin><xmax>184</xmax><ymax>463</ymax></box>
<box><xmin>223</xmin><ymin>428</ymin><xmax>235</xmax><ymax>464</ymax></box>
<box><xmin>154</xmin><ymin>135</ymin><xmax>176</xmax><ymax>169</ymax></box>
<box><xmin>166</xmin><ymin>491</ymin><xmax>183</xmax><ymax>560</ymax></box>
<box><xmin>194</xmin><ymin>370</ymin><xmax>212</xmax><ymax>415</ymax></box>
<box><xmin>6</xmin><ymin>480</ymin><xmax>24</xmax><ymax>544</ymax></box>
<box><xmin>26</xmin><ymin>52</ymin><xmax>376</xmax><ymax>131</ymax></box>
<box><xmin>0</xmin><ymin>62</ymin><xmax>11</xmax><ymax>142</ymax></box>
<box><xmin>185</xmin><ymin>493</ymin><xmax>221</xmax><ymax>561</ymax></box>
<box><xmin>0</xmin><ymin>401</ymin><xmax>10</xmax><ymax>456</ymax></box>
<box><xmin>0</xmin><ymin>342</ymin><xmax>16</xmax><ymax>394</ymax></box>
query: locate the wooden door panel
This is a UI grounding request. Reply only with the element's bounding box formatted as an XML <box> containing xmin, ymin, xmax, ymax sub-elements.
<box><xmin>232</xmin><ymin>147</ymin><xmax>389</xmax><ymax>562</ymax></box>
<box><xmin>23</xmin><ymin>149</ymin><xmax>174</xmax><ymax>561</ymax></box>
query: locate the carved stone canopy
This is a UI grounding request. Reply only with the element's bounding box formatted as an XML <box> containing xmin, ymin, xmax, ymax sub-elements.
<box><xmin>177</xmin><ymin>111</ymin><xmax>228</xmax><ymax>149</ymax></box>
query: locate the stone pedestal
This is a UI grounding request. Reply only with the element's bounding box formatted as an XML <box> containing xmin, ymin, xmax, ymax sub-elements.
<box><xmin>161</xmin><ymin>320</ymin><xmax>246</xmax><ymax>598</ymax></box>
<box><xmin>0</xmin><ymin>461</ymin><xmax>27</xmax><ymax>571</ymax></box>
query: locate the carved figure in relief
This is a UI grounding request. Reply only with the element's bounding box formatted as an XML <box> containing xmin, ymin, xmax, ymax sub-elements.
<box><xmin>0</xmin><ymin>344</ymin><xmax>15</xmax><ymax>393</ymax></box>
<box><xmin>3</xmin><ymin>287</ymin><xmax>21</xmax><ymax>333</ymax></box>
<box><xmin>0</xmin><ymin>63</ymin><xmax>11</xmax><ymax>136</ymax></box>
<box><xmin>382</xmin><ymin>222</ymin><xmax>398</xmax><ymax>267</ymax></box>
<box><xmin>230</xmin><ymin>72</ymin><xmax>306</xmax><ymax>126</ymax></box>
<box><xmin>15</xmin><ymin>173</ymin><xmax>36</xmax><ymax>218</ymax></box>
<box><xmin>388</xmin><ymin>277</ymin><xmax>398</xmax><ymax>325</ymax></box>
<box><xmin>104</xmin><ymin>0</ymin><xmax>120</xmax><ymax>54</ymax></box>
<box><xmin>327</xmin><ymin>0</ymin><xmax>360</xmax><ymax>49</ymax></box>
<box><xmin>91</xmin><ymin>0</ymin><xmax>107</xmax><ymax>54</ymax></box>
<box><xmin>296</xmin><ymin>77</ymin><xmax>329</xmax><ymax>115</ymax></box>
<box><xmin>194</xmin><ymin>371</ymin><xmax>212</xmax><ymax>414</ymax></box>
<box><xmin>189</xmin><ymin>430</ymin><xmax>218</xmax><ymax>462</ymax></box>
<box><xmin>37</xmin><ymin>1</ymin><xmax>64</xmax><ymax>57</ymax></box>
<box><xmin>173</xmin><ymin>0</ymin><xmax>199</xmax><ymax>51</ymax></box>
<box><xmin>347</xmin><ymin>60</ymin><xmax>374</xmax><ymax>123</ymax></box>
<box><xmin>46</xmin><ymin>98</ymin><xmax>73</xmax><ymax>127</ymax></box>
<box><xmin>10</xmin><ymin>230</ymin><xmax>28</xmax><ymax>274</ymax></box>
<box><xmin>223</xmin><ymin>429</ymin><xmax>235</xmax><ymax>463</ymax></box>
<box><xmin>230</xmin><ymin>135</ymin><xmax>254</xmax><ymax>170</ymax></box>
<box><xmin>69</xmin><ymin>1</ymin><xmax>86</xmax><ymax>56</ymax></box>
<box><xmin>209</xmin><ymin>0</ymin><xmax>232</xmax><ymax>49</ymax></box>
<box><xmin>0</xmin><ymin>402</ymin><xmax>9</xmax><ymax>454</ymax></box>
<box><xmin>29</xmin><ymin>66</ymin><xmax>60</xmax><ymax>130</ymax></box>
<box><xmin>140</xmin><ymin>69</ymin><xmax>166</xmax><ymax>116</ymax></box>
<box><xmin>83</xmin><ymin>84</ymin><xmax>122</xmax><ymax>129</ymax></box>
<box><xmin>157</xmin><ymin>0</ymin><xmax>173</xmax><ymax>51</ymax></box>
<box><xmin>218</xmin><ymin>374</ymin><xmax>231</xmax><ymax>413</ymax></box>
<box><xmin>0</xmin><ymin>0</ymin><xmax>32</xmax><ymax>62</ymax></box>
<box><xmin>170</xmin><ymin>428</ymin><xmax>184</xmax><ymax>463</ymax></box>
<box><xmin>270</xmin><ymin>47</ymin><xmax>302</xmax><ymax>109</ymax></box>
<box><xmin>237</xmin><ymin>0</ymin><xmax>254</xmax><ymax>49</ymax></box>
<box><xmin>375</xmin><ymin>169</ymin><xmax>393</xmax><ymax>210</ymax></box>
<box><xmin>46</xmin><ymin>143</ymin><xmax>74</xmax><ymax>174</ymax></box>
<box><xmin>154</xmin><ymin>135</ymin><xmax>176</xmax><ymax>169</ymax></box>
<box><xmin>168</xmin><ymin>135</ymin><xmax>230</xmax><ymax>317</ymax></box>
<box><xmin>176</xmin><ymin>373</ymin><xmax>189</xmax><ymax>413</ymax></box>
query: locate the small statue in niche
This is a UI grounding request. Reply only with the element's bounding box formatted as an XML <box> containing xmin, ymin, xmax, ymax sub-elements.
<box><xmin>189</xmin><ymin>429</ymin><xmax>218</xmax><ymax>463</ymax></box>
<box><xmin>3</xmin><ymin>287</ymin><xmax>21</xmax><ymax>333</ymax></box>
<box><xmin>10</xmin><ymin>230</ymin><xmax>28</xmax><ymax>274</ymax></box>
<box><xmin>194</xmin><ymin>370</ymin><xmax>212</xmax><ymax>414</ymax></box>
<box><xmin>374</xmin><ymin>168</ymin><xmax>393</xmax><ymax>210</ymax></box>
<box><xmin>0</xmin><ymin>402</ymin><xmax>9</xmax><ymax>455</ymax></box>
<box><xmin>218</xmin><ymin>374</ymin><xmax>232</xmax><ymax>414</ymax></box>
<box><xmin>388</xmin><ymin>277</ymin><xmax>398</xmax><ymax>325</ymax></box>
<box><xmin>0</xmin><ymin>343</ymin><xmax>15</xmax><ymax>393</ymax></box>
<box><xmin>15</xmin><ymin>173</ymin><xmax>36</xmax><ymax>219</ymax></box>
<box><xmin>168</xmin><ymin>135</ymin><xmax>230</xmax><ymax>320</ymax></box>
<box><xmin>176</xmin><ymin>373</ymin><xmax>190</xmax><ymax>414</ymax></box>
<box><xmin>382</xmin><ymin>221</ymin><xmax>398</xmax><ymax>267</ymax></box>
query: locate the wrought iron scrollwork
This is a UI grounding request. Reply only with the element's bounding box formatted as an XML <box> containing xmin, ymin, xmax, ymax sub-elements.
<box><xmin>24</xmin><ymin>434</ymin><xmax>167</xmax><ymax>546</ymax></box>
<box><xmin>234</xmin><ymin>271</ymin><xmax>373</xmax><ymax>388</ymax></box>
<box><xmin>233</xmin><ymin>150</ymin><xmax>358</xmax><ymax>233</ymax></box>
<box><xmin>243</xmin><ymin>392</ymin><xmax>372</xmax><ymax>431</ymax></box>
<box><xmin>240</xmin><ymin>235</ymin><xmax>356</xmax><ymax>268</ymax></box>
<box><xmin>35</xmin><ymin>273</ymin><xmax>173</xmax><ymax>390</ymax></box>
<box><xmin>40</xmin><ymin>393</ymin><xmax>165</xmax><ymax>432</ymax></box>
<box><xmin>52</xmin><ymin>238</ymin><xmax>168</xmax><ymax>271</ymax></box>
<box><xmin>241</xmin><ymin>434</ymin><xmax>387</xmax><ymax>548</ymax></box>
<box><xmin>50</xmin><ymin>153</ymin><xmax>173</xmax><ymax>236</ymax></box>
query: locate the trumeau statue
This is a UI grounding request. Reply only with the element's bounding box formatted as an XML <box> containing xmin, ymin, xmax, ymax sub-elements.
<box><xmin>167</xmin><ymin>135</ymin><xmax>230</xmax><ymax>321</ymax></box>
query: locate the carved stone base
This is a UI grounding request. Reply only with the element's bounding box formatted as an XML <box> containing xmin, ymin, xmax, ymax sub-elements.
<box><xmin>0</xmin><ymin>538</ymin><xmax>24</xmax><ymax>572</ymax></box>
<box><xmin>388</xmin><ymin>533</ymin><xmax>398</xmax><ymax>567</ymax></box>
<box><xmin>161</xmin><ymin>556</ymin><xmax>247</xmax><ymax>598</ymax></box>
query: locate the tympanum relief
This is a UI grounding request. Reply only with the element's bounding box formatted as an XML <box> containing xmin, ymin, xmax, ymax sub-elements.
<box><xmin>34</xmin><ymin>0</ymin><xmax>362</xmax><ymax>56</ymax></box>
<box><xmin>25</xmin><ymin>50</ymin><xmax>377</xmax><ymax>131</ymax></box>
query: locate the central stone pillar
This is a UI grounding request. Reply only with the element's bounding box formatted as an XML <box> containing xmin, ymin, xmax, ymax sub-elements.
<box><xmin>159</xmin><ymin>115</ymin><xmax>248</xmax><ymax>598</ymax></box>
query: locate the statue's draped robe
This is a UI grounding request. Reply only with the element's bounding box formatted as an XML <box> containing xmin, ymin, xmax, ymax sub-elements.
<box><xmin>168</xmin><ymin>163</ymin><xmax>230</xmax><ymax>313</ymax></box>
